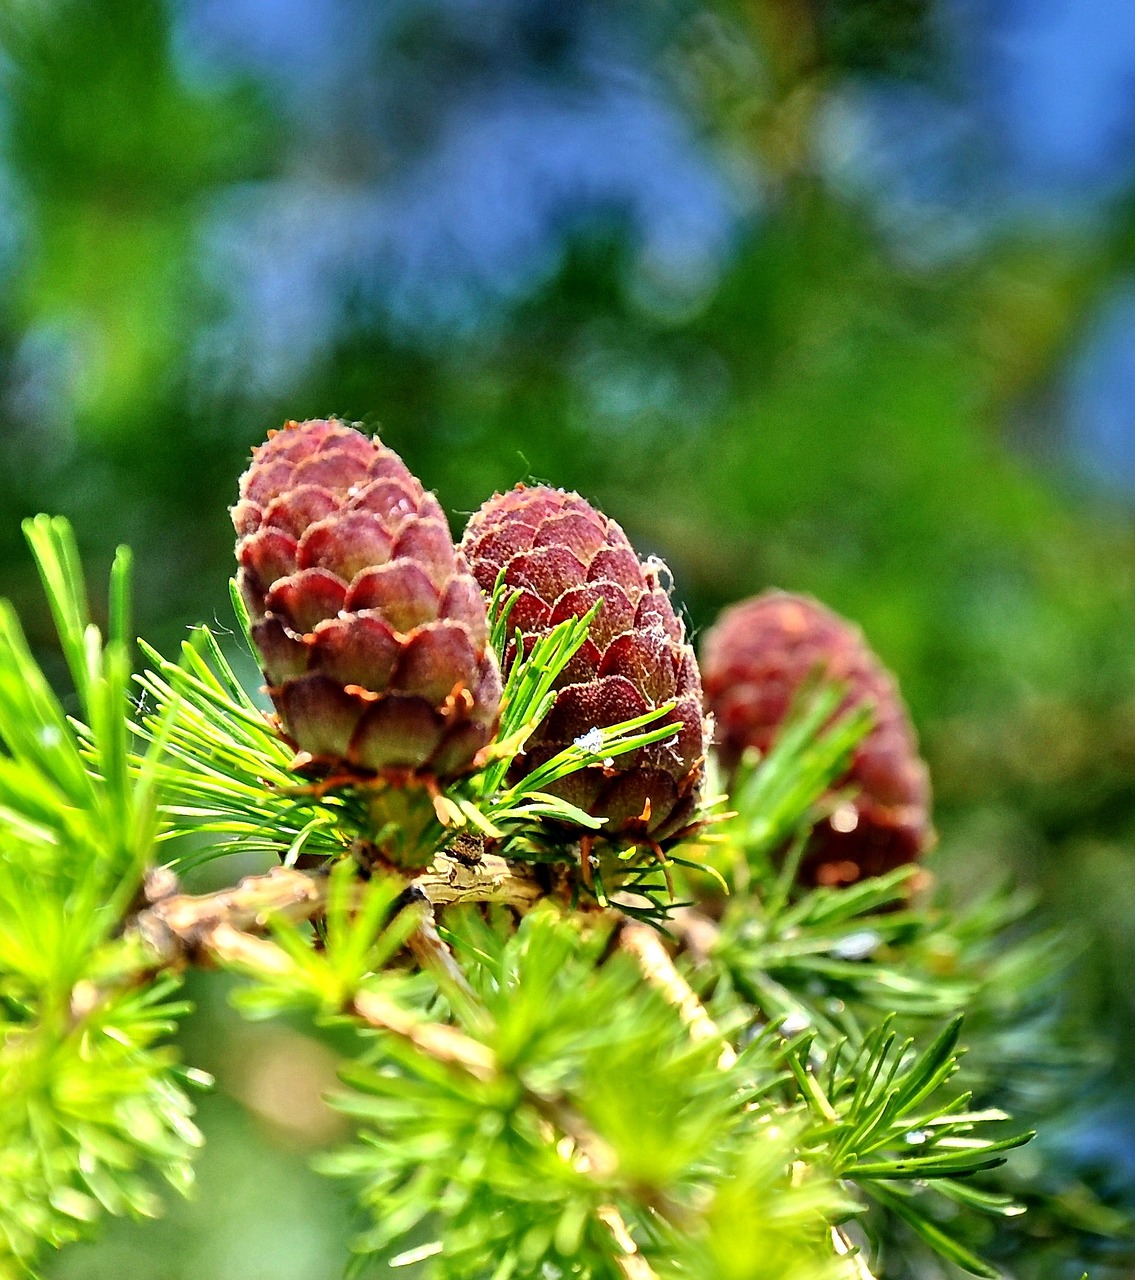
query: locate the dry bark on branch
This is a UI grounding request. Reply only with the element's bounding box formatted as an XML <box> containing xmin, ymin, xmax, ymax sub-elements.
<box><xmin>129</xmin><ymin>848</ymin><xmax>543</xmax><ymax>964</ymax></box>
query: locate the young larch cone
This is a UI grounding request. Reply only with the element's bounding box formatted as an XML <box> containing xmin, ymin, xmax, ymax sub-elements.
<box><xmin>233</xmin><ymin>419</ymin><xmax>501</xmax><ymax>782</ymax></box>
<box><xmin>461</xmin><ymin>485</ymin><xmax>707</xmax><ymax>847</ymax></box>
<box><xmin>701</xmin><ymin>591</ymin><xmax>933</xmax><ymax>887</ymax></box>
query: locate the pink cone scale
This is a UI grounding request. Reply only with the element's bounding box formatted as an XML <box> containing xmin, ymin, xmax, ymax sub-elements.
<box><xmin>701</xmin><ymin>591</ymin><xmax>933</xmax><ymax>886</ymax></box>
<box><xmin>462</xmin><ymin>485</ymin><xmax>708</xmax><ymax>846</ymax></box>
<box><xmin>233</xmin><ymin>419</ymin><xmax>501</xmax><ymax>778</ymax></box>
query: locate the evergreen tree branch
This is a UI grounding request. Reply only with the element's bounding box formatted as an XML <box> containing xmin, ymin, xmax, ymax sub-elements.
<box><xmin>359</xmin><ymin>999</ymin><xmax>660</xmax><ymax>1280</ymax></box>
<box><xmin>1</xmin><ymin>515</ymin><xmax>1093</xmax><ymax>1279</ymax></box>
<box><xmin>131</xmin><ymin>876</ymin><xmax>618</xmax><ymax>1173</ymax></box>
<box><xmin>619</xmin><ymin>920</ymin><xmax>878</xmax><ymax>1280</ymax></box>
<box><xmin>350</xmin><ymin>988</ymin><xmax>498</xmax><ymax>1080</ymax></box>
<box><xmin>404</xmin><ymin>902</ymin><xmax>481</xmax><ymax>1004</ymax></box>
<box><xmin>130</xmin><ymin>865</ymin><xmax>329</xmax><ymax>968</ymax></box>
<box><xmin>127</xmin><ymin>850</ymin><xmax>545</xmax><ymax>974</ymax></box>
<box><xmin>831</xmin><ymin>1225</ymin><xmax>876</xmax><ymax>1280</ymax></box>
<box><xmin>127</xmin><ymin>871</ymin><xmax>661</xmax><ymax>1279</ymax></box>
<box><xmin>619</xmin><ymin>921</ymin><xmax>737</xmax><ymax>1069</ymax></box>
<box><xmin>409</xmin><ymin>843</ymin><xmax>546</xmax><ymax>910</ymax></box>
<box><xmin>636</xmin><ymin>893</ymin><xmax>1045</xmax><ymax>1279</ymax></box>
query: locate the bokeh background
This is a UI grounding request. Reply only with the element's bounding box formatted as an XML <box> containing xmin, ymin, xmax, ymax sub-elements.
<box><xmin>3</xmin><ymin>0</ymin><xmax>1135</xmax><ymax>1274</ymax></box>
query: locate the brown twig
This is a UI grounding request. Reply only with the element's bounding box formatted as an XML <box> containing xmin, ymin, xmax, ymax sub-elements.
<box><xmin>619</xmin><ymin>917</ymin><xmax>879</xmax><ymax>1280</ymax></box>
<box><xmin>412</xmin><ymin>847</ymin><xmax>545</xmax><ymax>910</ymax></box>
<box><xmin>122</xmin><ymin>856</ymin><xmax>655</xmax><ymax>1280</ymax></box>
<box><xmin>404</xmin><ymin>900</ymin><xmax>481</xmax><ymax>1005</ymax></box>
<box><xmin>352</xmin><ymin>988</ymin><xmax>498</xmax><ymax>1080</ymax></box>
<box><xmin>832</xmin><ymin>1225</ymin><xmax>877</xmax><ymax>1280</ymax></box>
<box><xmin>129</xmin><ymin>849</ymin><xmax>544</xmax><ymax>968</ymax></box>
<box><xmin>619</xmin><ymin>921</ymin><xmax>737</xmax><ymax>1069</ymax></box>
<box><xmin>133</xmin><ymin>864</ymin><xmax>327</xmax><ymax>966</ymax></box>
<box><xmin>597</xmin><ymin>1206</ymin><xmax>657</xmax><ymax>1280</ymax></box>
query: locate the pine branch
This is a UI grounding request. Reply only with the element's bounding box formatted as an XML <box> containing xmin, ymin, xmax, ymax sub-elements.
<box><xmin>635</xmin><ymin>901</ymin><xmax>1045</xmax><ymax>1278</ymax></box>
<box><xmin>619</xmin><ymin>921</ymin><xmax>737</xmax><ymax>1069</ymax></box>
<box><xmin>127</xmin><ymin>870</ymin><xmax>612</xmax><ymax>1156</ymax></box>
<box><xmin>1</xmin><ymin>514</ymin><xmax>1087</xmax><ymax>1279</ymax></box>
<box><xmin>364</xmin><ymin>994</ymin><xmax>660</xmax><ymax>1280</ymax></box>
<box><xmin>350</xmin><ymin>987</ymin><xmax>498</xmax><ymax>1080</ymax></box>
<box><xmin>130</xmin><ymin>865</ymin><xmax>328</xmax><ymax>966</ymax></box>
<box><xmin>619</xmin><ymin>921</ymin><xmax>876</xmax><ymax>1280</ymax></box>
<box><xmin>123</xmin><ymin>864</ymin><xmax>661</xmax><ymax>1280</ymax></box>
<box><xmin>0</xmin><ymin>518</ymin><xmax>210</xmax><ymax>1272</ymax></box>
<box><xmin>128</xmin><ymin>850</ymin><xmax>545</xmax><ymax>972</ymax></box>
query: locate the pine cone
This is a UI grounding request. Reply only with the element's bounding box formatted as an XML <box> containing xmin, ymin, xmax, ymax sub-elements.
<box><xmin>701</xmin><ymin>591</ymin><xmax>932</xmax><ymax>886</ymax></box>
<box><xmin>461</xmin><ymin>485</ymin><xmax>707</xmax><ymax>846</ymax></box>
<box><xmin>233</xmin><ymin>419</ymin><xmax>501</xmax><ymax>780</ymax></box>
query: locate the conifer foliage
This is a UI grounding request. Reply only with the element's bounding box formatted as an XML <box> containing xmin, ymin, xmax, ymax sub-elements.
<box><xmin>0</xmin><ymin>420</ymin><xmax>1113</xmax><ymax>1280</ymax></box>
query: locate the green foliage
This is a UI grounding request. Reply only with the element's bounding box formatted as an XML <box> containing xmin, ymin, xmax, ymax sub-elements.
<box><xmin>135</xmin><ymin>624</ymin><xmax>359</xmax><ymax>871</ymax></box>
<box><xmin>659</xmin><ymin>1132</ymin><xmax>857</xmax><ymax>1280</ymax></box>
<box><xmin>0</xmin><ymin>520</ymin><xmax>1116</xmax><ymax>1280</ymax></box>
<box><xmin>691</xmin><ymin>686</ymin><xmax>1113</xmax><ymax>1276</ymax></box>
<box><xmin>323</xmin><ymin>908</ymin><xmax>856</xmax><ymax>1280</ymax></box>
<box><xmin>0</xmin><ymin>0</ymin><xmax>276</xmax><ymax>444</ymax></box>
<box><xmin>783</xmin><ymin>1015</ymin><xmax>1030</xmax><ymax>1277</ymax></box>
<box><xmin>0</xmin><ymin>519</ymin><xmax>203</xmax><ymax>1277</ymax></box>
<box><xmin>0</xmin><ymin>977</ymin><xmax>203</xmax><ymax>1277</ymax></box>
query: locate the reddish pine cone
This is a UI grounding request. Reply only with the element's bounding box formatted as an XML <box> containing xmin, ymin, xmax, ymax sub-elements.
<box><xmin>461</xmin><ymin>485</ymin><xmax>707</xmax><ymax>845</ymax></box>
<box><xmin>233</xmin><ymin>419</ymin><xmax>501</xmax><ymax>777</ymax></box>
<box><xmin>701</xmin><ymin>591</ymin><xmax>932</xmax><ymax>886</ymax></box>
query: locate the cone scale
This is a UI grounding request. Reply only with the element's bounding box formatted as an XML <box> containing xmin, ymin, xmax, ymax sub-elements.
<box><xmin>233</xmin><ymin>419</ymin><xmax>501</xmax><ymax>861</ymax></box>
<box><xmin>462</xmin><ymin>485</ymin><xmax>708</xmax><ymax>852</ymax></box>
<box><xmin>701</xmin><ymin>590</ymin><xmax>933</xmax><ymax>886</ymax></box>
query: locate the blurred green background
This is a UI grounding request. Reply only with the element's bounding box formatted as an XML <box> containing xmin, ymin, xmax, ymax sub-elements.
<box><xmin>3</xmin><ymin>0</ymin><xmax>1135</xmax><ymax>1274</ymax></box>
